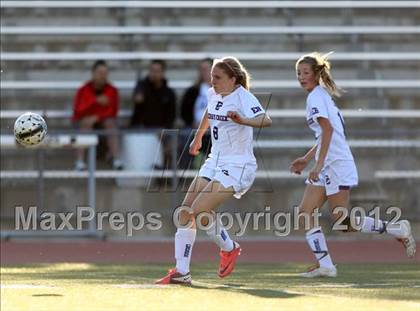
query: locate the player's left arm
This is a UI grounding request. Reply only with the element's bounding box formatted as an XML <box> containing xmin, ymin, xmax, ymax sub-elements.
<box><xmin>308</xmin><ymin>117</ymin><xmax>333</xmax><ymax>182</ymax></box>
<box><xmin>227</xmin><ymin>111</ymin><xmax>272</xmax><ymax>128</ymax></box>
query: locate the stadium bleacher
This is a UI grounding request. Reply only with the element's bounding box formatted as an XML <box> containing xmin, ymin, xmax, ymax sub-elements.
<box><xmin>1</xmin><ymin>0</ymin><xmax>419</xmax><ymax>236</ymax></box>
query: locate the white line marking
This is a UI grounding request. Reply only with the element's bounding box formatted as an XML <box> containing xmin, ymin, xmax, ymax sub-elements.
<box><xmin>1</xmin><ymin>284</ymin><xmax>55</xmax><ymax>289</ymax></box>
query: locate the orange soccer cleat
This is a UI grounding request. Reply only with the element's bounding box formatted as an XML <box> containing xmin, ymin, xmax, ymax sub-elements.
<box><xmin>155</xmin><ymin>268</ymin><xmax>192</xmax><ymax>285</ymax></box>
<box><xmin>218</xmin><ymin>241</ymin><xmax>241</xmax><ymax>278</ymax></box>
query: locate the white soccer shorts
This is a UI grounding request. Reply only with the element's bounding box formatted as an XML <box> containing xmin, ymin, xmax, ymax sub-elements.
<box><xmin>305</xmin><ymin>160</ymin><xmax>359</xmax><ymax>196</ymax></box>
<box><xmin>198</xmin><ymin>156</ymin><xmax>257</xmax><ymax>199</ymax></box>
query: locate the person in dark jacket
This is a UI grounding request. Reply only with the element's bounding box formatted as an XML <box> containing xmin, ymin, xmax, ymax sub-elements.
<box><xmin>131</xmin><ymin>60</ymin><xmax>176</xmax><ymax>168</ymax></box>
<box><xmin>131</xmin><ymin>60</ymin><xmax>176</xmax><ymax>129</ymax></box>
<box><xmin>179</xmin><ymin>58</ymin><xmax>213</xmax><ymax>168</ymax></box>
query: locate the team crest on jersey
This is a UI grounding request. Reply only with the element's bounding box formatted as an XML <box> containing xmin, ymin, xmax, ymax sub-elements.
<box><xmin>251</xmin><ymin>106</ymin><xmax>262</xmax><ymax>114</ymax></box>
<box><xmin>215</xmin><ymin>101</ymin><xmax>223</xmax><ymax>111</ymax></box>
<box><xmin>311</xmin><ymin>107</ymin><xmax>319</xmax><ymax>115</ymax></box>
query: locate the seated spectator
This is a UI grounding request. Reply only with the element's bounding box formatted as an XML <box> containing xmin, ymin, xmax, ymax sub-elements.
<box><xmin>72</xmin><ymin>60</ymin><xmax>123</xmax><ymax>170</ymax></box>
<box><xmin>181</xmin><ymin>58</ymin><xmax>212</xmax><ymax>129</ymax></box>
<box><xmin>130</xmin><ymin>60</ymin><xmax>176</xmax><ymax>168</ymax></box>
<box><xmin>179</xmin><ymin>58</ymin><xmax>212</xmax><ymax>168</ymax></box>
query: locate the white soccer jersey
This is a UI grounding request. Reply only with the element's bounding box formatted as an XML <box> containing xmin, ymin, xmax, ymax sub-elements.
<box><xmin>305</xmin><ymin>85</ymin><xmax>354</xmax><ymax>165</ymax></box>
<box><xmin>206</xmin><ymin>86</ymin><xmax>265</xmax><ymax>165</ymax></box>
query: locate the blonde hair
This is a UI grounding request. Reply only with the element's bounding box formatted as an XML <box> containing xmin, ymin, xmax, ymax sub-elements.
<box><xmin>213</xmin><ymin>56</ymin><xmax>251</xmax><ymax>90</ymax></box>
<box><xmin>296</xmin><ymin>52</ymin><xmax>342</xmax><ymax>97</ymax></box>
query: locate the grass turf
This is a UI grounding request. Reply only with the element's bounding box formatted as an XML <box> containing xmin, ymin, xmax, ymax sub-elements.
<box><xmin>1</xmin><ymin>263</ymin><xmax>419</xmax><ymax>311</ymax></box>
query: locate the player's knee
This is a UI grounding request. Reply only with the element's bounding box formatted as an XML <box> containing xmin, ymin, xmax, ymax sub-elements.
<box><xmin>177</xmin><ymin>205</ymin><xmax>194</xmax><ymax>227</ymax></box>
<box><xmin>179</xmin><ymin>210</ymin><xmax>193</xmax><ymax>226</ymax></box>
<box><xmin>199</xmin><ymin>212</ymin><xmax>214</xmax><ymax>227</ymax></box>
<box><xmin>297</xmin><ymin>208</ymin><xmax>313</xmax><ymax>222</ymax></box>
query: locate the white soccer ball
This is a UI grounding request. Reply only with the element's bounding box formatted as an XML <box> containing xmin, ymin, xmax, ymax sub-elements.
<box><xmin>14</xmin><ymin>112</ymin><xmax>48</xmax><ymax>146</ymax></box>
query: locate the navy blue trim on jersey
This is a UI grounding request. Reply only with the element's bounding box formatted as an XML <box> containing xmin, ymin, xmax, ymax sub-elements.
<box><xmin>339</xmin><ymin>185</ymin><xmax>350</xmax><ymax>190</ymax></box>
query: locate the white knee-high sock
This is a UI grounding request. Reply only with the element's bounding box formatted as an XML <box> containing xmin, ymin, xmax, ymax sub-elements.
<box><xmin>356</xmin><ymin>216</ymin><xmax>386</xmax><ymax>234</ymax></box>
<box><xmin>305</xmin><ymin>227</ymin><xmax>334</xmax><ymax>269</ymax></box>
<box><xmin>356</xmin><ymin>216</ymin><xmax>406</xmax><ymax>238</ymax></box>
<box><xmin>205</xmin><ymin>216</ymin><xmax>234</xmax><ymax>252</ymax></box>
<box><xmin>175</xmin><ymin>228</ymin><xmax>196</xmax><ymax>274</ymax></box>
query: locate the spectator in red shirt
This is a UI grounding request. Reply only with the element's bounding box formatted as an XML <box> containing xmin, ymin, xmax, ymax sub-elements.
<box><xmin>73</xmin><ymin>60</ymin><xmax>123</xmax><ymax>170</ymax></box>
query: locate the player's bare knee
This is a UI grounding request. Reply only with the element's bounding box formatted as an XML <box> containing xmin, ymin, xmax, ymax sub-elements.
<box><xmin>175</xmin><ymin>205</ymin><xmax>194</xmax><ymax>227</ymax></box>
<box><xmin>179</xmin><ymin>210</ymin><xmax>193</xmax><ymax>226</ymax></box>
<box><xmin>199</xmin><ymin>212</ymin><xmax>214</xmax><ymax>227</ymax></box>
<box><xmin>298</xmin><ymin>207</ymin><xmax>312</xmax><ymax>222</ymax></box>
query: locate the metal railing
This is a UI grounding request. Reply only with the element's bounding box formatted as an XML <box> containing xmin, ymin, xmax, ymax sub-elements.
<box><xmin>2</xmin><ymin>1</ymin><xmax>420</xmax><ymax>9</ymax></box>
<box><xmin>2</xmin><ymin>109</ymin><xmax>420</xmax><ymax>120</ymax></box>
<box><xmin>3</xmin><ymin>26</ymin><xmax>420</xmax><ymax>35</ymax></box>
<box><xmin>2</xmin><ymin>129</ymin><xmax>420</xmax><ymax>239</ymax></box>
<box><xmin>2</xmin><ymin>80</ymin><xmax>420</xmax><ymax>90</ymax></box>
<box><xmin>3</xmin><ymin>52</ymin><xmax>420</xmax><ymax>61</ymax></box>
<box><xmin>1</xmin><ymin>134</ymin><xmax>99</xmax><ymax>239</ymax></box>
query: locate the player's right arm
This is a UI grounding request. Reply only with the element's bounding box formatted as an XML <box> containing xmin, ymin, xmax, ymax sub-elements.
<box><xmin>289</xmin><ymin>144</ymin><xmax>317</xmax><ymax>175</ymax></box>
<box><xmin>189</xmin><ymin>109</ymin><xmax>209</xmax><ymax>156</ymax></box>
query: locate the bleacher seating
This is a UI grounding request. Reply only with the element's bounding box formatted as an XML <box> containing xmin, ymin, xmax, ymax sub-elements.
<box><xmin>1</xmin><ymin>0</ymin><xmax>419</xmax><ymax>232</ymax></box>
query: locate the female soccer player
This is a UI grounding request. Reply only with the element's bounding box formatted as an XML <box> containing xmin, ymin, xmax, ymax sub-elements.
<box><xmin>290</xmin><ymin>52</ymin><xmax>416</xmax><ymax>278</ymax></box>
<box><xmin>156</xmin><ymin>56</ymin><xmax>272</xmax><ymax>285</ymax></box>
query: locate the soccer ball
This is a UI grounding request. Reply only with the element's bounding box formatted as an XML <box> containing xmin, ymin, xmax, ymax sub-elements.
<box><xmin>14</xmin><ymin>112</ymin><xmax>48</xmax><ymax>146</ymax></box>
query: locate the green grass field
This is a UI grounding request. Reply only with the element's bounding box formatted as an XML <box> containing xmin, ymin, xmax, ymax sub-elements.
<box><xmin>1</xmin><ymin>263</ymin><xmax>419</xmax><ymax>311</ymax></box>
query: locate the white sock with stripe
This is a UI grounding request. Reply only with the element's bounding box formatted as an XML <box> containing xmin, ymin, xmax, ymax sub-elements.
<box><xmin>356</xmin><ymin>216</ymin><xmax>387</xmax><ymax>234</ymax></box>
<box><xmin>305</xmin><ymin>227</ymin><xmax>334</xmax><ymax>269</ymax></box>
<box><xmin>205</xmin><ymin>216</ymin><xmax>234</xmax><ymax>252</ymax></box>
<box><xmin>175</xmin><ymin>228</ymin><xmax>196</xmax><ymax>275</ymax></box>
<box><xmin>355</xmin><ymin>216</ymin><xmax>407</xmax><ymax>238</ymax></box>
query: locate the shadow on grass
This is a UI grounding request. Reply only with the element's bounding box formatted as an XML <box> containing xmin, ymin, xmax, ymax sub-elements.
<box><xmin>191</xmin><ymin>282</ymin><xmax>301</xmax><ymax>299</ymax></box>
<box><xmin>2</xmin><ymin>263</ymin><xmax>420</xmax><ymax>301</ymax></box>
